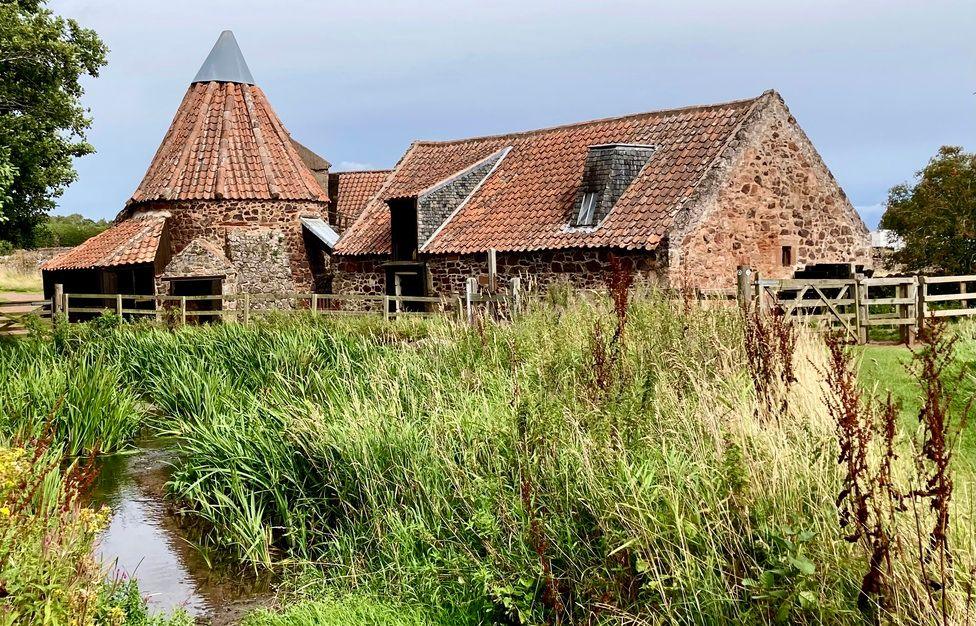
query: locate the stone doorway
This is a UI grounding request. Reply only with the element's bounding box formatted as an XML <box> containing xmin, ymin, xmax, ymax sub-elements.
<box><xmin>170</xmin><ymin>277</ymin><xmax>223</xmax><ymax>323</ymax></box>
<box><xmin>384</xmin><ymin>263</ymin><xmax>427</xmax><ymax>312</ymax></box>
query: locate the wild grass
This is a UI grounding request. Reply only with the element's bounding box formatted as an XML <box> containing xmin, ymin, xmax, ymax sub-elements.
<box><xmin>0</xmin><ymin>340</ymin><xmax>144</xmax><ymax>455</ymax></box>
<box><xmin>1</xmin><ymin>290</ymin><xmax>974</xmax><ymax>623</ymax></box>
<box><xmin>0</xmin><ymin>265</ymin><xmax>41</xmax><ymax>294</ymax></box>
<box><xmin>241</xmin><ymin>592</ymin><xmax>445</xmax><ymax>626</ymax></box>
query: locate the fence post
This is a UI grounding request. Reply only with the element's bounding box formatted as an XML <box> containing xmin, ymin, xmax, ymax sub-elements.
<box><xmin>116</xmin><ymin>294</ymin><xmax>123</xmax><ymax>317</ymax></box>
<box><xmin>917</xmin><ymin>274</ymin><xmax>927</xmax><ymax>337</ymax></box>
<box><xmin>510</xmin><ymin>276</ymin><xmax>521</xmax><ymax>314</ymax></box>
<box><xmin>242</xmin><ymin>293</ymin><xmax>250</xmax><ymax>325</ymax></box>
<box><xmin>903</xmin><ymin>277</ymin><xmax>918</xmax><ymax>346</ymax></box>
<box><xmin>465</xmin><ymin>277</ymin><xmax>477</xmax><ymax>325</ymax></box>
<box><xmin>311</xmin><ymin>293</ymin><xmax>318</xmax><ymax>314</ymax></box>
<box><xmin>383</xmin><ymin>295</ymin><xmax>391</xmax><ymax>321</ymax></box>
<box><xmin>180</xmin><ymin>296</ymin><xmax>187</xmax><ymax>326</ymax></box>
<box><xmin>736</xmin><ymin>266</ymin><xmax>753</xmax><ymax>312</ymax></box>
<box><xmin>63</xmin><ymin>293</ymin><xmax>70</xmax><ymax>319</ymax></box>
<box><xmin>855</xmin><ymin>275</ymin><xmax>867</xmax><ymax>345</ymax></box>
<box><xmin>53</xmin><ymin>284</ymin><xmax>63</xmax><ymax>316</ymax></box>
<box><xmin>488</xmin><ymin>248</ymin><xmax>498</xmax><ymax>291</ymax></box>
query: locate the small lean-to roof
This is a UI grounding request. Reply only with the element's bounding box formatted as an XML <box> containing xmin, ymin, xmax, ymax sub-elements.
<box><xmin>301</xmin><ymin>217</ymin><xmax>340</xmax><ymax>248</ymax></box>
<box><xmin>42</xmin><ymin>217</ymin><xmax>167</xmax><ymax>271</ymax></box>
<box><xmin>330</xmin><ymin>170</ymin><xmax>391</xmax><ymax>227</ymax></box>
<box><xmin>335</xmin><ymin>92</ymin><xmax>767</xmax><ymax>256</ymax></box>
<box><xmin>128</xmin><ymin>32</ymin><xmax>327</xmax><ymax>206</ymax></box>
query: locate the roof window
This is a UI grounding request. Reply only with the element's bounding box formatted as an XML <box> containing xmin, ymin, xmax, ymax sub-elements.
<box><xmin>576</xmin><ymin>192</ymin><xmax>598</xmax><ymax>226</ymax></box>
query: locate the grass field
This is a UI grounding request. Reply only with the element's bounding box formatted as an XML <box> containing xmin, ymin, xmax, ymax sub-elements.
<box><xmin>0</xmin><ymin>265</ymin><xmax>41</xmax><ymax>294</ymax></box>
<box><xmin>0</xmin><ymin>292</ymin><xmax>974</xmax><ymax>624</ymax></box>
<box><xmin>858</xmin><ymin>334</ymin><xmax>976</xmax><ymax>456</ymax></box>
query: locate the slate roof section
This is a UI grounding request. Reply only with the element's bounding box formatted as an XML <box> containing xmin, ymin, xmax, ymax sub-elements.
<box><xmin>335</xmin><ymin>93</ymin><xmax>766</xmax><ymax>256</ymax></box>
<box><xmin>42</xmin><ymin>217</ymin><xmax>167</xmax><ymax>271</ymax></box>
<box><xmin>329</xmin><ymin>170</ymin><xmax>390</xmax><ymax>229</ymax></box>
<box><xmin>192</xmin><ymin>30</ymin><xmax>255</xmax><ymax>85</ymax></box>
<box><xmin>129</xmin><ymin>80</ymin><xmax>327</xmax><ymax>205</ymax></box>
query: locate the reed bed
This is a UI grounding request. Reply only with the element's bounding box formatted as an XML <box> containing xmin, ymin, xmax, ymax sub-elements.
<box><xmin>1</xmin><ymin>290</ymin><xmax>973</xmax><ymax>624</ymax></box>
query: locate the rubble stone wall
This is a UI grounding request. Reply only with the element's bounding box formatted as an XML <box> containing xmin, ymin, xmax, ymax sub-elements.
<box><xmin>668</xmin><ymin>96</ymin><xmax>872</xmax><ymax>289</ymax></box>
<box><xmin>332</xmin><ymin>248</ymin><xmax>661</xmax><ymax>303</ymax></box>
<box><xmin>129</xmin><ymin>198</ymin><xmax>328</xmax><ymax>293</ymax></box>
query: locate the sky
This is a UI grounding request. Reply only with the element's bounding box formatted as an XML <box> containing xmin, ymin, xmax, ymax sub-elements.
<box><xmin>50</xmin><ymin>0</ymin><xmax>975</xmax><ymax>229</ymax></box>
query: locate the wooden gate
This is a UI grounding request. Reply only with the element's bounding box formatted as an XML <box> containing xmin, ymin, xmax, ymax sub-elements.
<box><xmin>755</xmin><ymin>278</ymin><xmax>859</xmax><ymax>340</ymax></box>
<box><xmin>0</xmin><ymin>298</ymin><xmax>52</xmax><ymax>337</ymax></box>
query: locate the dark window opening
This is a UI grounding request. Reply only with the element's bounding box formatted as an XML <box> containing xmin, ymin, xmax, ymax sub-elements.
<box><xmin>385</xmin><ymin>265</ymin><xmax>427</xmax><ymax>312</ymax></box>
<box><xmin>389</xmin><ymin>198</ymin><xmax>419</xmax><ymax>261</ymax></box>
<box><xmin>781</xmin><ymin>245</ymin><xmax>793</xmax><ymax>267</ymax></box>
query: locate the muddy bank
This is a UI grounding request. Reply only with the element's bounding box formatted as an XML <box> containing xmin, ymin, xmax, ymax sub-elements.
<box><xmin>89</xmin><ymin>437</ymin><xmax>273</xmax><ymax>624</ymax></box>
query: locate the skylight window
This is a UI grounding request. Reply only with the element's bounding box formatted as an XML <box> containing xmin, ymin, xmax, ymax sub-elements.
<box><xmin>576</xmin><ymin>192</ymin><xmax>598</xmax><ymax>226</ymax></box>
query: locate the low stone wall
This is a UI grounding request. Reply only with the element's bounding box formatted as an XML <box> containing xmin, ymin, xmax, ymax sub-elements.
<box><xmin>1</xmin><ymin>247</ymin><xmax>73</xmax><ymax>273</ymax></box>
<box><xmin>332</xmin><ymin>248</ymin><xmax>662</xmax><ymax>302</ymax></box>
<box><xmin>428</xmin><ymin>248</ymin><xmax>661</xmax><ymax>296</ymax></box>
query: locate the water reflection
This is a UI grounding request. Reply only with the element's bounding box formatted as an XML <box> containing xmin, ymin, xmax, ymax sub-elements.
<box><xmin>89</xmin><ymin>437</ymin><xmax>271</xmax><ymax>622</ymax></box>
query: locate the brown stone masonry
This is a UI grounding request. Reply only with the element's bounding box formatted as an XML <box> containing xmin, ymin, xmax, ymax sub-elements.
<box><xmin>333</xmin><ymin>248</ymin><xmax>661</xmax><ymax>301</ymax></box>
<box><xmin>668</xmin><ymin>96</ymin><xmax>871</xmax><ymax>289</ymax></box>
<box><xmin>129</xmin><ymin>198</ymin><xmax>328</xmax><ymax>292</ymax></box>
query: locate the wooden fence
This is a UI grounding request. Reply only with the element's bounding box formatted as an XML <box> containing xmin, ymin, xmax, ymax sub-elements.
<box><xmin>0</xmin><ymin>279</ymin><xmax>524</xmax><ymax>337</ymax></box>
<box><xmin>739</xmin><ymin>266</ymin><xmax>976</xmax><ymax>344</ymax></box>
<box><xmin>0</xmin><ymin>298</ymin><xmax>52</xmax><ymax>336</ymax></box>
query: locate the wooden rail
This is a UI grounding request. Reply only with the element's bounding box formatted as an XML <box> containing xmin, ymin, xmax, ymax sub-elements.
<box><xmin>741</xmin><ymin>267</ymin><xmax>976</xmax><ymax>345</ymax></box>
<box><xmin>0</xmin><ymin>299</ymin><xmax>52</xmax><ymax>336</ymax></box>
<box><xmin>0</xmin><ymin>278</ymin><xmax>523</xmax><ymax>336</ymax></box>
<box><xmin>57</xmin><ymin>291</ymin><xmax>472</xmax><ymax>324</ymax></box>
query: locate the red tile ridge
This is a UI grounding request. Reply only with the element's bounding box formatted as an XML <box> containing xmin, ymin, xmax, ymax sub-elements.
<box><xmin>411</xmin><ymin>91</ymin><xmax>772</xmax><ymax>148</ymax></box>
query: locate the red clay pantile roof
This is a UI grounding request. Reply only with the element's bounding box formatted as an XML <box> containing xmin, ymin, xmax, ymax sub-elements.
<box><xmin>329</xmin><ymin>170</ymin><xmax>390</xmax><ymax>230</ymax></box>
<box><xmin>335</xmin><ymin>93</ymin><xmax>767</xmax><ymax>255</ymax></box>
<box><xmin>128</xmin><ymin>82</ymin><xmax>327</xmax><ymax>205</ymax></box>
<box><xmin>42</xmin><ymin>217</ymin><xmax>167</xmax><ymax>271</ymax></box>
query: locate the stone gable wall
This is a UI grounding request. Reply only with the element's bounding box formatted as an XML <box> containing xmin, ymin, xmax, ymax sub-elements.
<box><xmin>130</xmin><ymin>198</ymin><xmax>328</xmax><ymax>294</ymax></box>
<box><xmin>156</xmin><ymin>238</ymin><xmax>238</xmax><ymax>297</ymax></box>
<box><xmin>668</xmin><ymin>96</ymin><xmax>872</xmax><ymax>289</ymax></box>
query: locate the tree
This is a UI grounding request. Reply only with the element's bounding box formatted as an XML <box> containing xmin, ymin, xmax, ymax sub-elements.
<box><xmin>0</xmin><ymin>0</ymin><xmax>106</xmax><ymax>247</ymax></box>
<box><xmin>880</xmin><ymin>146</ymin><xmax>976</xmax><ymax>274</ymax></box>
<box><xmin>34</xmin><ymin>212</ymin><xmax>108</xmax><ymax>247</ymax></box>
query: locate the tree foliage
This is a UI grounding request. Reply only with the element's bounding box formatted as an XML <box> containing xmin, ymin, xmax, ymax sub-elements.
<box><xmin>0</xmin><ymin>0</ymin><xmax>107</xmax><ymax>247</ymax></box>
<box><xmin>34</xmin><ymin>212</ymin><xmax>109</xmax><ymax>247</ymax></box>
<box><xmin>880</xmin><ymin>146</ymin><xmax>976</xmax><ymax>274</ymax></box>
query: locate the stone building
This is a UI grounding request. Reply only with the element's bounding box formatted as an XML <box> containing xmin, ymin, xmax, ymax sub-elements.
<box><xmin>334</xmin><ymin>90</ymin><xmax>872</xmax><ymax>299</ymax></box>
<box><xmin>42</xmin><ymin>33</ymin><xmax>871</xmax><ymax>308</ymax></box>
<box><xmin>42</xmin><ymin>31</ymin><xmax>386</xmax><ymax>306</ymax></box>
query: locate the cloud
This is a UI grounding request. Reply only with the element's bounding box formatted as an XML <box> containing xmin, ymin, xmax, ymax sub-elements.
<box><xmin>855</xmin><ymin>203</ymin><xmax>886</xmax><ymax>230</ymax></box>
<box><xmin>335</xmin><ymin>161</ymin><xmax>377</xmax><ymax>172</ymax></box>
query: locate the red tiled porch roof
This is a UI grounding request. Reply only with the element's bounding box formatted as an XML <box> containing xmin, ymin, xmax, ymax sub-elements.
<box><xmin>42</xmin><ymin>217</ymin><xmax>167</xmax><ymax>271</ymax></box>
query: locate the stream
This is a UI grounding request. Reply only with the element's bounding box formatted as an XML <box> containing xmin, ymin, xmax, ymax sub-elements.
<box><xmin>88</xmin><ymin>437</ymin><xmax>273</xmax><ymax>624</ymax></box>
